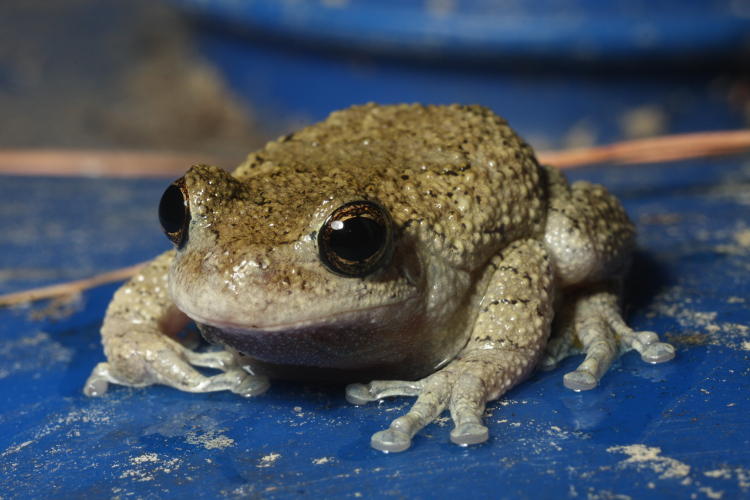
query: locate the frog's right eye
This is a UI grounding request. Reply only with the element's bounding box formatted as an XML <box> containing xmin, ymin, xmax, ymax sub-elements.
<box><xmin>318</xmin><ymin>200</ymin><xmax>393</xmax><ymax>278</ymax></box>
<box><xmin>158</xmin><ymin>177</ymin><xmax>190</xmax><ymax>248</ymax></box>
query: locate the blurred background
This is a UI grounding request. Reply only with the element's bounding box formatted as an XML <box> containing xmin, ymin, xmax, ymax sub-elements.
<box><xmin>2</xmin><ymin>0</ymin><xmax>749</xmax><ymax>169</ymax></box>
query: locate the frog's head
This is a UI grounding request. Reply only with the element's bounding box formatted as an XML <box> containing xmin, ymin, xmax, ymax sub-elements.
<box><xmin>158</xmin><ymin>163</ymin><xmax>449</xmax><ymax>377</ymax></box>
<box><xmin>156</xmin><ymin>103</ymin><xmax>545</xmax><ymax>379</ymax></box>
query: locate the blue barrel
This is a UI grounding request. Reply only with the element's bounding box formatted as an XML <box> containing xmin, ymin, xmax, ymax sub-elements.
<box><xmin>171</xmin><ymin>0</ymin><xmax>750</xmax><ymax>147</ymax></box>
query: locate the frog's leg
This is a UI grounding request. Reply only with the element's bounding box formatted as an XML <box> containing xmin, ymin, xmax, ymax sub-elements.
<box><xmin>540</xmin><ymin>175</ymin><xmax>674</xmax><ymax>390</ymax></box>
<box><xmin>84</xmin><ymin>251</ymin><xmax>269</xmax><ymax>398</ymax></box>
<box><xmin>541</xmin><ymin>283</ymin><xmax>674</xmax><ymax>391</ymax></box>
<box><xmin>347</xmin><ymin>239</ymin><xmax>554</xmax><ymax>452</ymax></box>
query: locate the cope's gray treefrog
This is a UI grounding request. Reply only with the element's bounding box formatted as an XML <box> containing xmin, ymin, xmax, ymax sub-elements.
<box><xmin>85</xmin><ymin>104</ymin><xmax>674</xmax><ymax>452</ymax></box>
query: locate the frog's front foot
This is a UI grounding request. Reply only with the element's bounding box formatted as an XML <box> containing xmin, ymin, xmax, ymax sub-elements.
<box><xmin>84</xmin><ymin>329</ymin><xmax>269</xmax><ymax>397</ymax></box>
<box><xmin>347</xmin><ymin>350</ymin><xmax>532</xmax><ymax>452</ymax></box>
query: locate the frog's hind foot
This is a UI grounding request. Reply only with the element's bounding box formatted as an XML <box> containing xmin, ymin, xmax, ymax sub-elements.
<box><xmin>543</xmin><ymin>286</ymin><xmax>675</xmax><ymax>392</ymax></box>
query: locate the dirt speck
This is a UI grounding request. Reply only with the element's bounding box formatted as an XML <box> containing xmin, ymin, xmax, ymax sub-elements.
<box><xmin>607</xmin><ymin>444</ymin><xmax>691</xmax><ymax>480</ymax></box>
<box><xmin>704</xmin><ymin>467</ymin><xmax>750</xmax><ymax>492</ymax></box>
<box><xmin>185</xmin><ymin>430</ymin><xmax>235</xmax><ymax>450</ymax></box>
<box><xmin>733</xmin><ymin>229</ymin><xmax>750</xmax><ymax>247</ymax></box>
<box><xmin>257</xmin><ymin>452</ymin><xmax>281</xmax><ymax>468</ymax></box>
<box><xmin>666</xmin><ymin>333</ymin><xmax>711</xmax><ymax>347</ymax></box>
<box><xmin>619</xmin><ymin>105</ymin><xmax>668</xmax><ymax>139</ymax></box>
<box><xmin>119</xmin><ymin>453</ymin><xmax>182</xmax><ymax>482</ymax></box>
<box><xmin>650</xmin><ymin>287</ymin><xmax>750</xmax><ymax>351</ymax></box>
<box><xmin>563</xmin><ymin>119</ymin><xmax>598</xmax><ymax>149</ymax></box>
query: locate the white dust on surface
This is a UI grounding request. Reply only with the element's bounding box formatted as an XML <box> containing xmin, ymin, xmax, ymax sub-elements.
<box><xmin>708</xmin><ymin>162</ymin><xmax>750</xmax><ymax>206</ymax></box>
<box><xmin>607</xmin><ymin>444</ymin><xmax>691</xmax><ymax>480</ymax></box>
<box><xmin>257</xmin><ymin>452</ymin><xmax>281</xmax><ymax>468</ymax></box>
<box><xmin>698</xmin><ymin>486</ymin><xmax>724</xmax><ymax>499</ymax></box>
<box><xmin>0</xmin><ymin>331</ymin><xmax>72</xmax><ymax>380</ymax></box>
<box><xmin>489</xmin><ymin>404</ymin><xmax>591</xmax><ymax>456</ymax></box>
<box><xmin>647</xmin><ymin>286</ymin><xmax>749</xmax><ymax>351</ymax></box>
<box><xmin>118</xmin><ymin>452</ymin><xmax>182</xmax><ymax>482</ymax></box>
<box><xmin>585</xmin><ymin>490</ymin><xmax>632</xmax><ymax>500</ymax></box>
<box><xmin>0</xmin><ymin>440</ymin><xmax>33</xmax><ymax>458</ymax></box>
<box><xmin>705</xmin><ymin>467</ymin><xmax>750</xmax><ymax>491</ymax></box>
<box><xmin>713</xmin><ymin>227</ymin><xmax>750</xmax><ymax>258</ymax></box>
<box><xmin>185</xmin><ymin>429</ymin><xmax>235</xmax><ymax>450</ymax></box>
<box><xmin>32</xmin><ymin>405</ymin><xmax>113</xmax><ymax>443</ymax></box>
<box><xmin>605</xmin><ymin>445</ymin><xmax>750</xmax><ymax>498</ymax></box>
<box><xmin>144</xmin><ymin>413</ymin><xmax>236</xmax><ymax>450</ymax></box>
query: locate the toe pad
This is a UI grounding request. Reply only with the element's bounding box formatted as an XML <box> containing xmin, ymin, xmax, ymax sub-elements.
<box><xmin>641</xmin><ymin>342</ymin><xmax>676</xmax><ymax>364</ymax></box>
<box><xmin>371</xmin><ymin>428</ymin><xmax>412</xmax><ymax>453</ymax></box>
<box><xmin>564</xmin><ymin>369</ymin><xmax>598</xmax><ymax>391</ymax></box>
<box><xmin>450</xmin><ymin>423</ymin><xmax>489</xmax><ymax>446</ymax></box>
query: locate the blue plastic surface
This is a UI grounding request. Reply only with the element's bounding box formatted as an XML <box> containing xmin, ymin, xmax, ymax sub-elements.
<box><xmin>170</xmin><ymin>0</ymin><xmax>749</xmax><ymax>145</ymax></box>
<box><xmin>174</xmin><ymin>0</ymin><xmax>750</xmax><ymax>61</ymax></box>
<box><xmin>2</xmin><ymin>155</ymin><xmax>749</xmax><ymax>498</ymax></box>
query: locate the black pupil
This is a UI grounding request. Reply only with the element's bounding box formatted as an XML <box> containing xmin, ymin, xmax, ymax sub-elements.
<box><xmin>159</xmin><ymin>184</ymin><xmax>186</xmax><ymax>234</ymax></box>
<box><xmin>329</xmin><ymin>216</ymin><xmax>385</xmax><ymax>261</ymax></box>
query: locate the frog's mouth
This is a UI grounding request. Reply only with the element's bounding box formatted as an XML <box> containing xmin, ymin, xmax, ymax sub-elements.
<box><xmin>185</xmin><ymin>297</ymin><xmax>414</xmax><ymax>332</ymax></box>
<box><xmin>184</xmin><ymin>297</ymin><xmax>427</xmax><ymax>372</ymax></box>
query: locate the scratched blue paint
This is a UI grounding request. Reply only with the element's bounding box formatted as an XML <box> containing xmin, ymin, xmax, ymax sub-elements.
<box><xmin>1</xmin><ymin>155</ymin><xmax>749</xmax><ymax>498</ymax></box>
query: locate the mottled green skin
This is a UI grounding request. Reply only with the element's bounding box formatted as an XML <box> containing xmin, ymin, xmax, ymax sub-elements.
<box><xmin>85</xmin><ymin>104</ymin><xmax>674</xmax><ymax>452</ymax></box>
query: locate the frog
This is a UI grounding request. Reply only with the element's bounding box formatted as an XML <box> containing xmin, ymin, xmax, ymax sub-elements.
<box><xmin>84</xmin><ymin>103</ymin><xmax>675</xmax><ymax>452</ymax></box>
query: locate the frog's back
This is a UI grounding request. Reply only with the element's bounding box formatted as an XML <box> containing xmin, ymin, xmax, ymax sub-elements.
<box><xmin>234</xmin><ymin>104</ymin><xmax>547</xmax><ymax>268</ymax></box>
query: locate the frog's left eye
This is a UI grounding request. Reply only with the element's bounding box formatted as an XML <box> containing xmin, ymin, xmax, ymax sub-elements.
<box><xmin>158</xmin><ymin>177</ymin><xmax>191</xmax><ymax>248</ymax></box>
<box><xmin>318</xmin><ymin>200</ymin><xmax>393</xmax><ymax>278</ymax></box>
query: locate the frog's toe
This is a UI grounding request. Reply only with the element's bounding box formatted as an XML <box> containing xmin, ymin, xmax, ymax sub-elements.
<box><xmin>563</xmin><ymin>327</ymin><xmax>616</xmax><ymax>391</ymax></box>
<box><xmin>84</xmin><ymin>377</ymin><xmax>109</xmax><ymax>397</ymax></box>
<box><xmin>563</xmin><ymin>369</ymin><xmax>598</xmax><ymax>391</ymax></box>
<box><xmin>84</xmin><ymin>362</ymin><xmax>133</xmax><ymax>397</ymax></box>
<box><xmin>230</xmin><ymin>372</ymin><xmax>270</xmax><ymax>397</ymax></box>
<box><xmin>84</xmin><ymin>363</ymin><xmax>112</xmax><ymax>397</ymax></box>
<box><xmin>450</xmin><ymin>422</ymin><xmax>489</xmax><ymax>446</ymax></box>
<box><xmin>540</xmin><ymin>328</ymin><xmax>576</xmax><ymax>372</ymax></box>
<box><xmin>641</xmin><ymin>342</ymin><xmax>676</xmax><ymax>364</ymax></box>
<box><xmin>345</xmin><ymin>383</ymin><xmax>373</xmax><ymax>405</ymax></box>
<box><xmin>368</xmin><ymin>373</ymin><xmax>453</xmax><ymax>452</ymax></box>
<box><xmin>184</xmin><ymin>349</ymin><xmax>237</xmax><ymax>370</ymax></box>
<box><xmin>623</xmin><ymin>329</ymin><xmax>675</xmax><ymax>364</ymax></box>
<box><xmin>371</xmin><ymin>428</ymin><xmax>413</xmax><ymax>453</ymax></box>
